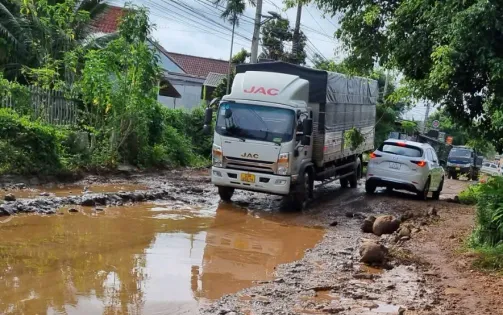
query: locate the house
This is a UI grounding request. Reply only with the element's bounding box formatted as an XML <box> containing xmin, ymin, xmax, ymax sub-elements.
<box><xmin>91</xmin><ymin>5</ymin><xmax>228</xmax><ymax>110</ymax></box>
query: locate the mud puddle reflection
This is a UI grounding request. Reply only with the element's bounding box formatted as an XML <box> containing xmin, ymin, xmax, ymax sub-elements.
<box><xmin>0</xmin><ymin>183</ymin><xmax>148</xmax><ymax>199</ymax></box>
<box><xmin>0</xmin><ymin>201</ymin><xmax>323</xmax><ymax>314</ymax></box>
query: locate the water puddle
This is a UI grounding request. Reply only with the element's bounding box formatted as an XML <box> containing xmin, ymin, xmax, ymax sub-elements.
<box><xmin>0</xmin><ymin>183</ymin><xmax>148</xmax><ymax>199</ymax></box>
<box><xmin>0</xmin><ymin>202</ymin><xmax>324</xmax><ymax>314</ymax></box>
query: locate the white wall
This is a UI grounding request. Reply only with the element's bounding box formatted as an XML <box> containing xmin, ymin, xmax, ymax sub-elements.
<box><xmin>158</xmin><ymin>84</ymin><xmax>202</xmax><ymax>110</ymax></box>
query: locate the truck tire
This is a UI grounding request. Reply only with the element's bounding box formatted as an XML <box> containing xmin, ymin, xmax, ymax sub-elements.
<box><xmin>452</xmin><ymin>172</ymin><xmax>458</xmax><ymax>180</ymax></box>
<box><xmin>432</xmin><ymin>177</ymin><xmax>444</xmax><ymax>200</ymax></box>
<box><xmin>291</xmin><ymin>170</ymin><xmax>313</xmax><ymax>211</ymax></box>
<box><xmin>417</xmin><ymin>178</ymin><xmax>430</xmax><ymax>201</ymax></box>
<box><xmin>218</xmin><ymin>186</ymin><xmax>234</xmax><ymax>202</ymax></box>
<box><xmin>349</xmin><ymin>158</ymin><xmax>361</xmax><ymax>188</ymax></box>
<box><xmin>471</xmin><ymin>171</ymin><xmax>478</xmax><ymax>181</ymax></box>
<box><xmin>340</xmin><ymin>178</ymin><xmax>349</xmax><ymax>188</ymax></box>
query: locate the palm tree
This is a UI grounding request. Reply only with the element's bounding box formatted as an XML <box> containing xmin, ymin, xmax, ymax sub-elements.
<box><xmin>213</xmin><ymin>0</ymin><xmax>255</xmax><ymax>93</ymax></box>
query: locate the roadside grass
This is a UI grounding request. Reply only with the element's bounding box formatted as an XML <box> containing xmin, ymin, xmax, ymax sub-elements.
<box><xmin>471</xmin><ymin>245</ymin><xmax>503</xmax><ymax>272</ymax></box>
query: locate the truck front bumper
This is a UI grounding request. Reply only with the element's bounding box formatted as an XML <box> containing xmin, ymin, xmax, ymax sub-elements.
<box><xmin>447</xmin><ymin>166</ymin><xmax>471</xmax><ymax>174</ymax></box>
<box><xmin>211</xmin><ymin>167</ymin><xmax>291</xmax><ymax>195</ymax></box>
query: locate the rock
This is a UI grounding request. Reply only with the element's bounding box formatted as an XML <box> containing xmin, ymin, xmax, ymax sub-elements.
<box><xmin>427</xmin><ymin>206</ymin><xmax>438</xmax><ymax>216</ymax></box>
<box><xmin>359</xmin><ymin>241</ymin><xmax>388</xmax><ymax>264</ymax></box>
<box><xmin>329</xmin><ymin>221</ymin><xmax>338</xmax><ymax>227</ymax></box>
<box><xmin>398</xmin><ymin>306</ymin><xmax>406</xmax><ymax>315</ymax></box>
<box><xmin>454</xmin><ymin>195</ymin><xmax>460</xmax><ymax>203</ymax></box>
<box><xmin>398</xmin><ymin>226</ymin><xmax>411</xmax><ymax>237</ymax></box>
<box><xmin>68</xmin><ymin>208</ymin><xmax>79</xmax><ymax>213</ymax></box>
<box><xmin>361</xmin><ymin>215</ymin><xmax>376</xmax><ymax>233</ymax></box>
<box><xmin>0</xmin><ymin>204</ymin><xmax>15</xmax><ymax>215</ymax></box>
<box><xmin>94</xmin><ymin>207</ymin><xmax>104</xmax><ymax>211</ymax></box>
<box><xmin>81</xmin><ymin>196</ymin><xmax>95</xmax><ymax>206</ymax></box>
<box><xmin>4</xmin><ymin>193</ymin><xmax>16</xmax><ymax>202</ymax></box>
<box><xmin>353</xmin><ymin>273</ymin><xmax>374</xmax><ymax>280</ymax></box>
<box><xmin>345</xmin><ymin>212</ymin><xmax>354</xmax><ymax>218</ymax></box>
<box><xmin>15</xmin><ymin>183</ymin><xmax>26</xmax><ymax>189</ymax></box>
<box><xmin>372</xmin><ymin>215</ymin><xmax>400</xmax><ymax>236</ymax></box>
<box><xmin>322</xmin><ymin>306</ymin><xmax>344</xmax><ymax>314</ymax></box>
<box><xmin>362</xmin><ymin>302</ymin><xmax>379</xmax><ymax>309</ymax></box>
<box><xmin>400</xmin><ymin>236</ymin><xmax>411</xmax><ymax>241</ymax></box>
<box><xmin>399</xmin><ymin>211</ymin><xmax>414</xmax><ymax>222</ymax></box>
<box><xmin>39</xmin><ymin>192</ymin><xmax>50</xmax><ymax>197</ymax></box>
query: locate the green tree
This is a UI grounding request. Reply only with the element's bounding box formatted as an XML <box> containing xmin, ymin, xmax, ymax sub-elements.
<box><xmin>212</xmin><ymin>49</ymin><xmax>250</xmax><ymax>99</ymax></box>
<box><xmin>260</xmin><ymin>18</ymin><xmax>307</xmax><ymax>64</ymax></box>
<box><xmin>313</xmin><ymin>0</ymin><xmax>503</xmax><ymax>151</ymax></box>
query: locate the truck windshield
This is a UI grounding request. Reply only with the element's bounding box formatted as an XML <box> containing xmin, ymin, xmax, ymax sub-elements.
<box><xmin>216</xmin><ymin>102</ymin><xmax>295</xmax><ymax>143</ymax></box>
<box><xmin>449</xmin><ymin>148</ymin><xmax>472</xmax><ymax>158</ymax></box>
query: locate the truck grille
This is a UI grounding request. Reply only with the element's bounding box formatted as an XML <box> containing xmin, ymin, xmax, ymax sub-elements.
<box><xmin>224</xmin><ymin>156</ymin><xmax>277</xmax><ymax>174</ymax></box>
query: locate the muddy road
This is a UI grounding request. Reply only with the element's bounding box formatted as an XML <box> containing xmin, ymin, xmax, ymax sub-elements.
<box><xmin>0</xmin><ymin>172</ymin><xmax>501</xmax><ymax>315</ymax></box>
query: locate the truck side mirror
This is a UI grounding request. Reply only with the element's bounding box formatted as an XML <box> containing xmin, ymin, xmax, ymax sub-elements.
<box><xmin>303</xmin><ymin>118</ymin><xmax>313</xmax><ymax>136</ymax></box>
<box><xmin>476</xmin><ymin>156</ymin><xmax>483</xmax><ymax>167</ymax></box>
<box><xmin>203</xmin><ymin>124</ymin><xmax>212</xmax><ymax>135</ymax></box>
<box><xmin>204</xmin><ymin>107</ymin><xmax>213</xmax><ymax>125</ymax></box>
<box><xmin>301</xmin><ymin>135</ymin><xmax>311</xmax><ymax>146</ymax></box>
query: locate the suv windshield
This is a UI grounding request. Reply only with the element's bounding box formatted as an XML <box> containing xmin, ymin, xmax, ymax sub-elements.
<box><xmin>216</xmin><ymin>102</ymin><xmax>295</xmax><ymax>143</ymax></box>
<box><xmin>379</xmin><ymin>143</ymin><xmax>423</xmax><ymax>157</ymax></box>
<box><xmin>449</xmin><ymin>148</ymin><xmax>472</xmax><ymax>158</ymax></box>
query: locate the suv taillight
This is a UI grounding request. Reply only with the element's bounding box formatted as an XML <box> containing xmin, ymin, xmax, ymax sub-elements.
<box><xmin>370</xmin><ymin>152</ymin><xmax>382</xmax><ymax>159</ymax></box>
<box><xmin>411</xmin><ymin>160</ymin><xmax>426</xmax><ymax>167</ymax></box>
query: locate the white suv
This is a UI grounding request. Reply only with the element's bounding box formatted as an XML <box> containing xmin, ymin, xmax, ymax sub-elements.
<box><xmin>366</xmin><ymin>139</ymin><xmax>445</xmax><ymax>200</ymax></box>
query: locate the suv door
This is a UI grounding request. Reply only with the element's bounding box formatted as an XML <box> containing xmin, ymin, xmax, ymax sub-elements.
<box><xmin>425</xmin><ymin>149</ymin><xmax>437</xmax><ymax>187</ymax></box>
<box><xmin>430</xmin><ymin>149</ymin><xmax>444</xmax><ymax>188</ymax></box>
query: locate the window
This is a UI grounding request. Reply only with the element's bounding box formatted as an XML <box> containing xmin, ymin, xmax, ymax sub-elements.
<box><xmin>426</xmin><ymin>149</ymin><xmax>434</xmax><ymax>162</ymax></box>
<box><xmin>430</xmin><ymin>149</ymin><xmax>439</xmax><ymax>162</ymax></box>
<box><xmin>379</xmin><ymin>143</ymin><xmax>423</xmax><ymax>157</ymax></box>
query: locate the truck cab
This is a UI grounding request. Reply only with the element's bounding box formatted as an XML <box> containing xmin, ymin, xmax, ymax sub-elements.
<box><xmin>446</xmin><ymin>146</ymin><xmax>483</xmax><ymax>180</ymax></box>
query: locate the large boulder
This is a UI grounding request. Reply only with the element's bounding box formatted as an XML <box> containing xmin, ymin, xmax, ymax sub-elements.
<box><xmin>373</xmin><ymin>215</ymin><xmax>400</xmax><ymax>236</ymax></box>
<box><xmin>359</xmin><ymin>241</ymin><xmax>388</xmax><ymax>264</ymax></box>
<box><xmin>361</xmin><ymin>215</ymin><xmax>376</xmax><ymax>233</ymax></box>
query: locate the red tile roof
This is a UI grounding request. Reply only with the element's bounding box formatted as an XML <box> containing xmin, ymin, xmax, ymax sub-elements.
<box><xmin>91</xmin><ymin>5</ymin><xmax>125</xmax><ymax>34</ymax></box>
<box><xmin>165</xmin><ymin>52</ymin><xmax>229</xmax><ymax>78</ymax></box>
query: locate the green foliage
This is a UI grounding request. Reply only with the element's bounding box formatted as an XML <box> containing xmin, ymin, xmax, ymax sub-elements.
<box><xmin>458</xmin><ymin>184</ymin><xmax>482</xmax><ymax>205</ymax></box>
<box><xmin>313</xmin><ymin>0</ymin><xmax>503</xmax><ymax>151</ymax></box>
<box><xmin>344</xmin><ymin>127</ymin><xmax>365</xmax><ymax>151</ymax></box>
<box><xmin>212</xmin><ymin>49</ymin><xmax>248</xmax><ymax>99</ymax></box>
<box><xmin>470</xmin><ymin>176</ymin><xmax>503</xmax><ymax>248</ymax></box>
<box><xmin>260</xmin><ymin>18</ymin><xmax>307</xmax><ymax>65</ymax></box>
<box><xmin>471</xmin><ymin>245</ymin><xmax>503</xmax><ymax>272</ymax></box>
<box><xmin>0</xmin><ymin>108</ymin><xmax>67</xmax><ymax>174</ymax></box>
<box><xmin>0</xmin><ymin>73</ymin><xmax>31</xmax><ymax>115</ymax></box>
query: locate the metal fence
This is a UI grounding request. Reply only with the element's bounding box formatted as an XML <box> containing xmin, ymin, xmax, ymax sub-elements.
<box><xmin>0</xmin><ymin>85</ymin><xmax>78</xmax><ymax>125</ymax></box>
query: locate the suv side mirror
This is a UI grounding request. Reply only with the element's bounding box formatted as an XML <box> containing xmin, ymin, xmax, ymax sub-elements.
<box><xmin>303</xmin><ymin>118</ymin><xmax>313</xmax><ymax>136</ymax></box>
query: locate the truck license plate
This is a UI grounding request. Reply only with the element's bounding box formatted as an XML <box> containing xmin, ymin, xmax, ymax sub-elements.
<box><xmin>389</xmin><ymin>162</ymin><xmax>401</xmax><ymax>170</ymax></box>
<box><xmin>240</xmin><ymin>173</ymin><xmax>255</xmax><ymax>183</ymax></box>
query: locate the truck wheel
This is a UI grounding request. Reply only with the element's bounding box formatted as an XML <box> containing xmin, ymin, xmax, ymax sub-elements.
<box><xmin>349</xmin><ymin>158</ymin><xmax>361</xmax><ymax>188</ymax></box>
<box><xmin>452</xmin><ymin>172</ymin><xmax>458</xmax><ymax>180</ymax></box>
<box><xmin>432</xmin><ymin>178</ymin><xmax>443</xmax><ymax>200</ymax></box>
<box><xmin>340</xmin><ymin>178</ymin><xmax>349</xmax><ymax>188</ymax></box>
<box><xmin>218</xmin><ymin>186</ymin><xmax>234</xmax><ymax>202</ymax></box>
<box><xmin>291</xmin><ymin>170</ymin><xmax>313</xmax><ymax>211</ymax></box>
<box><xmin>471</xmin><ymin>171</ymin><xmax>478</xmax><ymax>181</ymax></box>
<box><xmin>365</xmin><ymin>181</ymin><xmax>376</xmax><ymax>194</ymax></box>
<box><xmin>417</xmin><ymin>178</ymin><xmax>430</xmax><ymax>201</ymax></box>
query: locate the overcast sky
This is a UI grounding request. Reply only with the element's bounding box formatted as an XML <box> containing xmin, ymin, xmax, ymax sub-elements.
<box><xmin>109</xmin><ymin>0</ymin><xmax>427</xmax><ymax>121</ymax></box>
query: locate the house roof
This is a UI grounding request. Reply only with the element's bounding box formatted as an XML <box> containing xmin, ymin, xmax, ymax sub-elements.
<box><xmin>204</xmin><ymin>72</ymin><xmax>226</xmax><ymax>87</ymax></box>
<box><xmin>92</xmin><ymin>5</ymin><xmax>229</xmax><ymax>78</ymax></box>
<box><xmin>91</xmin><ymin>5</ymin><xmax>125</xmax><ymax>34</ymax></box>
<box><xmin>164</xmin><ymin>52</ymin><xmax>229</xmax><ymax>78</ymax></box>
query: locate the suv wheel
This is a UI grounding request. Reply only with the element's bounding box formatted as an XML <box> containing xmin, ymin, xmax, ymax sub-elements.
<box><xmin>365</xmin><ymin>181</ymin><xmax>376</xmax><ymax>194</ymax></box>
<box><xmin>417</xmin><ymin>178</ymin><xmax>430</xmax><ymax>201</ymax></box>
<box><xmin>432</xmin><ymin>178</ymin><xmax>443</xmax><ymax>200</ymax></box>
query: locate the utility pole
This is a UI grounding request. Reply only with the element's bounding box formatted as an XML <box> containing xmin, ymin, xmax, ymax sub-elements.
<box><xmin>292</xmin><ymin>2</ymin><xmax>303</xmax><ymax>64</ymax></box>
<box><xmin>250</xmin><ymin>0</ymin><xmax>263</xmax><ymax>64</ymax></box>
<box><xmin>226</xmin><ymin>14</ymin><xmax>236</xmax><ymax>94</ymax></box>
<box><xmin>423</xmin><ymin>101</ymin><xmax>431</xmax><ymax>133</ymax></box>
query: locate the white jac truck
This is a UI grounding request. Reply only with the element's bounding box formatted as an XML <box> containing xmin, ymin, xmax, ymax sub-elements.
<box><xmin>203</xmin><ymin>62</ymin><xmax>378</xmax><ymax>210</ymax></box>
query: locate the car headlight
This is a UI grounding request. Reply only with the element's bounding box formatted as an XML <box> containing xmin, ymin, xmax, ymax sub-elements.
<box><xmin>212</xmin><ymin>144</ymin><xmax>223</xmax><ymax>167</ymax></box>
<box><xmin>277</xmin><ymin>153</ymin><xmax>289</xmax><ymax>175</ymax></box>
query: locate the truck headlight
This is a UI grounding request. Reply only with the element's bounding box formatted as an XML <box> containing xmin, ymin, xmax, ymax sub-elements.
<box><xmin>277</xmin><ymin>153</ymin><xmax>289</xmax><ymax>175</ymax></box>
<box><xmin>212</xmin><ymin>144</ymin><xmax>223</xmax><ymax>167</ymax></box>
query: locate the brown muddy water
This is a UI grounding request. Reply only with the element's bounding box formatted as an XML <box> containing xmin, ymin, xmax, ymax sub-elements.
<box><xmin>0</xmin><ymin>183</ymin><xmax>148</xmax><ymax>199</ymax></box>
<box><xmin>0</xmin><ymin>201</ymin><xmax>324</xmax><ymax>314</ymax></box>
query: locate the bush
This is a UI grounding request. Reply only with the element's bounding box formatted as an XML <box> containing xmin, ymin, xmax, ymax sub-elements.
<box><xmin>458</xmin><ymin>183</ymin><xmax>482</xmax><ymax>205</ymax></box>
<box><xmin>470</xmin><ymin>176</ymin><xmax>503</xmax><ymax>248</ymax></box>
<box><xmin>472</xmin><ymin>245</ymin><xmax>503</xmax><ymax>271</ymax></box>
<box><xmin>0</xmin><ymin>108</ymin><xmax>68</xmax><ymax>174</ymax></box>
